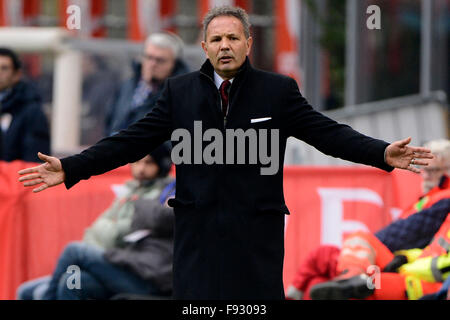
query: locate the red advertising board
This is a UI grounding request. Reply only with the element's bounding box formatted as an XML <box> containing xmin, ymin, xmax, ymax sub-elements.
<box><xmin>0</xmin><ymin>161</ymin><xmax>421</xmax><ymax>299</ymax></box>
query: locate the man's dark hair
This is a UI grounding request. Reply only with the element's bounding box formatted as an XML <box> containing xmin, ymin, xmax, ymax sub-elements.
<box><xmin>0</xmin><ymin>48</ymin><xmax>22</xmax><ymax>71</ymax></box>
<box><xmin>202</xmin><ymin>6</ymin><xmax>251</xmax><ymax>41</ymax></box>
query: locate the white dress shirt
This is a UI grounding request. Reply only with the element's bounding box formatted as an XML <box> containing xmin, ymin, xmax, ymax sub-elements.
<box><xmin>214</xmin><ymin>71</ymin><xmax>234</xmax><ymax>89</ymax></box>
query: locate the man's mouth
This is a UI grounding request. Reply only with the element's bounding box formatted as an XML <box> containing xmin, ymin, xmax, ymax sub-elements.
<box><xmin>219</xmin><ymin>56</ymin><xmax>233</xmax><ymax>63</ymax></box>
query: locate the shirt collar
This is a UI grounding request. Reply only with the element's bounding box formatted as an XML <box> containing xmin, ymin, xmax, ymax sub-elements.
<box><xmin>214</xmin><ymin>71</ymin><xmax>234</xmax><ymax>90</ymax></box>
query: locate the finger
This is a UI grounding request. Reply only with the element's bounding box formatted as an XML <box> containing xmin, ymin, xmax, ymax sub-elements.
<box><xmin>413</xmin><ymin>152</ymin><xmax>434</xmax><ymax>160</ymax></box>
<box><xmin>410</xmin><ymin>147</ymin><xmax>433</xmax><ymax>155</ymax></box>
<box><xmin>18</xmin><ymin>166</ymin><xmax>41</xmax><ymax>175</ymax></box>
<box><xmin>410</xmin><ymin>159</ymin><xmax>430</xmax><ymax>166</ymax></box>
<box><xmin>397</xmin><ymin>137</ymin><xmax>412</xmax><ymax>147</ymax></box>
<box><xmin>18</xmin><ymin>173</ymin><xmax>41</xmax><ymax>182</ymax></box>
<box><xmin>407</xmin><ymin>165</ymin><xmax>421</xmax><ymax>174</ymax></box>
<box><xmin>33</xmin><ymin>184</ymin><xmax>48</xmax><ymax>193</ymax></box>
<box><xmin>23</xmin><ymin>179</ymin><xmax>44</xmax><ymax>187</ymax></box>
<box><xmin>37</xmin><ymin>152</ymin><xmax>52</xmax><ymax>163</ymax></box>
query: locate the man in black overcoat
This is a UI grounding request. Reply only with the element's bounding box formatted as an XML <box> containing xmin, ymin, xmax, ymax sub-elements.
<box><xmin>18</xmin><ymin>6</ymin><xmax>433</xmax><ymax>300</ymax></box>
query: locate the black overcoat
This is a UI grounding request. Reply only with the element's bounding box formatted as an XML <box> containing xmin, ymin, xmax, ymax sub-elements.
<box><xmin>61</xmin><ymin>58</ymin><xmax>393</xmax><ymax>300</ymax></box>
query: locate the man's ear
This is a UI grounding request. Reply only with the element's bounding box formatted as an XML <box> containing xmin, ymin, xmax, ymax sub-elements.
<box><xmin>201</xmin><ymin>41</ymin><xmax>209</xmax><ymax>58</ymax></box>
<box><xmin>246</xmin><ymin>37</ymin><xmax>253</xmax><ymax>56</ymax></box>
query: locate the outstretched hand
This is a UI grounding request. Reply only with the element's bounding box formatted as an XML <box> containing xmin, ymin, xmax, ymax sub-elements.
<box><xmin>385</xmin><ymin>137</ymin><xmax>434</xmax><ymax>173</ymax></box>
<box><xmin>18</xmin><ymin>152</ymin><xmax>66</xmax><ymax>193</ymax></box>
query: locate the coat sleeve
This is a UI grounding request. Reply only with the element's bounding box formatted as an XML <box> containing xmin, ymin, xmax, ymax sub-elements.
<box><xmin>281</xmin><ymin>77</ymin><xmax>393</xmax><ymax>172</ymax></box>
<box><xmin>375</xmin><ymin>198</ymin><xmax>450</xmax><ymax>252</ymax></box>
<box><xmin>60</xmin><ymin>80</ymin><xmax>173</xmax><ymax>189</ymax></box>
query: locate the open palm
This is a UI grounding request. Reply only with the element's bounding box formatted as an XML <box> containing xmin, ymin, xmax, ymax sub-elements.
<box><xmin>18</xmin><ymin>152</ymin><xmax>66</xmax><ymax>193</ymax></box>
<box><xmin>385</xmin><ymin>137</ymin><xmax>434</xmax><ymax>173</ymax></box>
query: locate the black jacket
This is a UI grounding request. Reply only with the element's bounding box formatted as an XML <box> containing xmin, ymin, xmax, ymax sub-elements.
<box><xmin>60</xmin><ymin>58</ymin><xmax>393</xmax><ymax>300</ymax></box>
<box><xmin>104</xmin><ymin>197</ymin><xmax>175</xmax><ymax>294</ymax></box>
<box><xmin>0</xmin><ymin>81</ymin><xmax>50</xmax><ymax>162</ymax></box>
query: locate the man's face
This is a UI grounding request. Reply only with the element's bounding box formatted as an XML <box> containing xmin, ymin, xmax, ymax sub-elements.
<box><xmin>201</xmin><ymin>15</ymin><xmax>252</xmax><ymax>80</ymax></box>
<box><xmin>141</xmin><ymin>43</ymin><xmax>176</xmax><ymax>84</ymax></box>
<box><xmin>0</xmin><ymin>56</ymin><xmax>20</xmax><ymax>91</ymax></box>
<box><xmin>420</xmin><ymin>155</ymin><xmax>449</xmax><ymax>194</ymax></box>
<box><xmin>130</xmin><ymin>155</ymin><xmax>159</xmax><ymax>183</ymax></box>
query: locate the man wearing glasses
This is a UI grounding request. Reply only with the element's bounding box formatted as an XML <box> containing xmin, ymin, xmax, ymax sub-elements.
<box><xmin>0</xmin><ymin>47</ymin><xmax>50</xmax><ymax>163</ymax></box>
<box><xmin>106</xmin><ymin>32</ymin><xmax>190</xmax><ymax>136</ymax></box>
<box><xmin>420</xmin><ymin>139</ymin><xmax>450</xmax><ymax>195</ymax></box>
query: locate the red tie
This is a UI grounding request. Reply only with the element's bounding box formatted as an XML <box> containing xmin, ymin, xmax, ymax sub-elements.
<box><xmin>219</xmin><ymin>80</ymin><xmax>231</xmax><ymax>117</ymax></box>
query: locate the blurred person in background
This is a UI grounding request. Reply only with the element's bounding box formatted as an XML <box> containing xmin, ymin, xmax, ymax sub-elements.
<box><xmin>48</xmin><ymin>194</ymin><xmax>175</xmax><ymax>300</ymax></box>
<box><xmin>287</xmin><ymin>139</ymin><xmax>450</xmax><ymax>300</ymax></box>
<box><xmin>420</xmin><ymin>139</ymin><xmax>450</xmax><ymax>195</ymax></box>
<box><xmin>105</xmin><ymin>32</ymin><xmax>189</xmax><ymax>136</ymax></box>
<box><xmin>309</xmin><ymin>206</ymin><xmax>450</xmax><ymax>300</ymax></box>
<box><xmin>80</xmin><ymin>55</ymin><xmax>120</xmax><ymax>146</ymax></box>
<box><xmin>0</xmin><ymin>47</ymin><xmax>50</xmax><ymax>163</ymax></box>
<box><xmin>16</xmin><ymin>144</ymin><xmax>174</xmax><ymax>300</ymax></box>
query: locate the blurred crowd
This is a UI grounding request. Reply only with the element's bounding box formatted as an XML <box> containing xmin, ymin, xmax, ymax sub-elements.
<box><xmin>1</xmin><ymin>32</ymin><xmax>186</xmax><ymax>300</ymax></box>
<box><xmin>17</xmin><ymin>144</ymin><xmax>175</xmax><ymax>300</ymax></box>
<box><xmin>287</xmin><ymin>139</ymin><xmax>450</xmax><ymax>300</ymax></box>
<box><xmin>0</xmin><ymin>31</ymin><xmax>189</xmax><ymax>161</ymax></box>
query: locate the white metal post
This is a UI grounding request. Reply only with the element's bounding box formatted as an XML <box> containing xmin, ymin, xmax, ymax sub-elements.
<box><xmin>51</xmin><ymin>50</ymin><xmax>82</xmax><ymax>154</ymax></box>
<box><xmin>345</xmin><ymin>0</ymin><xmax>358</xmax><ymax>107</ymax></box>
<box><xmin>420</xmin><ymin>0</ymin><xmax>433</xmax><ymax>99</ymax></box>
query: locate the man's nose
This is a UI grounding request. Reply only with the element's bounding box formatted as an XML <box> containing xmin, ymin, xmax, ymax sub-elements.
<box><xmin>146</xmin><ymin>59</ymin><xmax>157</xmax><ymax>68</ymax></box>
<box><xmin>219</xmin><ymin>39</ymin><xmax>231</xmax><ymax>50</ymax></box>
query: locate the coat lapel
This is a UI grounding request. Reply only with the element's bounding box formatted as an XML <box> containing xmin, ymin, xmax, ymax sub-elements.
<box><xmin>199</xmin><ymin>60</ymin><xmax>223</xmax><ymax>127</ymax></box>
<box><xmin>198</xmin><ymin>57</ymin><xmax>252</xmax><ymax>129</ymax></box>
